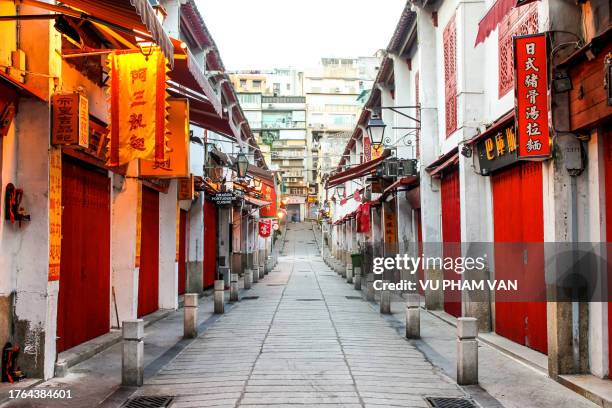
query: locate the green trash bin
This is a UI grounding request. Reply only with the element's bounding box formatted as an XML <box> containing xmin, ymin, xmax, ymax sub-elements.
<box><xmin>351</xmin><ymin>253</ymin><xmax>362</xmax><ymax>275</ymax></box>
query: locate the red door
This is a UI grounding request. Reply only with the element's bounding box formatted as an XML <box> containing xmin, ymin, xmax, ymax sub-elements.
<box><xmin>441</xmin><ymin>168</ymin><xmax>461</xmax><ymax>317</ymax></box>
<box><xmin>492</xmin><ymin>161</ymin><xmax>547</xmax><ymax>354</ymax></box>
<box><xmin>178</xmin><ymin>210</ymin><xmax>187</xmax><ymax>295</ymax></box>
<box><xmin>203</xmin><ymin>200</ymin><xmax>217</xmax><ymax>288</ymax></box>
<box><xmin>57</xmin><ymin>158</ymin><xmax>110</xmax><ymax>352</ymax></box>
<box><xmin>603</xmin><ymin>131</ymin><xmax>612</xmax><ymax>374</ymax></box>
<box><xmin>138</xmin><ymin>187</ymin><xmax>159</xmax><ymax>317</ymax></box>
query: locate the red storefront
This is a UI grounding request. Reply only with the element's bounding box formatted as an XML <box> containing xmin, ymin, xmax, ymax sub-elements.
<box><xmin>203</xmin><ymin>199</ymin><xmax>217</xmax><ymax>288</ymax></box>
<box><xmin>138</xmin><ymin>186</ymin><xmax>160</xmax><ymax>317</ymax></box>
<box><xmin>178</xmin><ymin>209</ymin><xmax>188</xmax><ymax>295</ymax></box>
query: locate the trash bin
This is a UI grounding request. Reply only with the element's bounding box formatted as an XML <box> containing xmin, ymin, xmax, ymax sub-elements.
<box><xmin>351</xmin><ymin>253</ymin><xmax>362</xmax><ymax>275</ymax></box>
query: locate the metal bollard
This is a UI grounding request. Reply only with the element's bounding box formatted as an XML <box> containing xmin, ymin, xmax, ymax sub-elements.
<box><xmin>214</xmin><ymin>280</ymin><xmax>224</xmax><ymax>314</ymax></box>
<box><xmin>122</xmin><ymin>319</ymin><xmax>144</xmax><ymax>386</ymax></box>
<box><xmin>353</xmin><ymin>266</ymin><xmax>361</xmax><ymax>290</ymax></box>
<box><xmin>184</xmin><ymin>294</ymin><xmax>198</xmax><ymax>338</ymax></box>
<box><xmin>346</xmin><ymin>263</ymin><xmax>353</xmax><ymax>284</ymax></box>
<box><xmin>405</xmin><ymin>294</ymin><xmax>420</xmax><ymax>339</ymax></box>
<box><xmin>244</xmin><ymin>268</ymin><xmax>253</xmax><ymax>289</ymax></box>
<box><xmin>230</xmin><ymin>276</ymin><xmax>239</xmax><ymax>302</ymax></box>
<box><xmin>457</xmin><ymin>317</ymin><xmax>478</xmax><ymax>385</ymax></box>
<box><xmin>380</xmin><ymin>280</ymin><xmax>391</xmax><ymax>314</ymax></box>
<box><xmin>366</xmin><ymin>273</ymin><xmax>375</xmax><ymax>301</ymax></box>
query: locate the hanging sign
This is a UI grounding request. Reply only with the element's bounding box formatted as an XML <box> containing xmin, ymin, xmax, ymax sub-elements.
<box><xmin>177</xmin><ymin>176</ymin><xmax>195</xmax><ymax>201</ymax></box>
<box><xmin>140</xmin><ymin>98</ymin><xmax>190</xmax><ymax>177</ymax></box>
<box><xmin>476</xmin><ymin>124</ymin><xmax>519</xmax><ymax>174</ymax></box>
<box><xmin>259</xmin><ymin>181</ymin><xmax>277</xmax><ymax>218</ymax></box>
<box><xmin>363</xmin><ymin>134</ymin><xmax>372</xmax><ymax>162</ymax></box>
<box><xmin>371</xmin><ymin>143</ymin><xmax>384</xmax><ymax>160</ymax></box>
<box><xmin>258</xmin><ymin>219</ymin><xmax>272</xmax><ymax>238</ymax></box>
<box><xmin>52</xmin><ymin>93</ymin><xmax>89</xmax><ymax>148</ymax></box>
<box><xmin>48</xmin><ymin>149</ymin><xmax>62</xmax><ymax>281</ymax></box>
<box><xmin>108</xmin><ymin>48</ymin><xmax>168</xmax><ymax>167</ymax></box>
<box><xmin>211</xmin><ymin>192</ymin><xmax>235</xmax><ymax>205</ymax></box>
<box><xmin>514</xmin><ymin>34</ymin><xmax>551</xmax><ymax>159</ymax></box>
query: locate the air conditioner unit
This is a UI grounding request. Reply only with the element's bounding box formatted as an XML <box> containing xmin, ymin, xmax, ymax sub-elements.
<box><xmin>376</xmin><ymin>159</ymin><xmax>418</xmax><ymax>178</ymax></box>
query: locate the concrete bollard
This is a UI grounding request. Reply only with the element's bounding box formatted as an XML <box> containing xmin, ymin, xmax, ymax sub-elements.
<box><xmin>230</xmin><ymin>276</ymin><xmax>239</xmax><ymax>302</ymax></box>
<box><xmin>244</xmin><ymin>268</ymin><xmax>253</xmax><ymax>289</ymax></box>
<box><xmin>353</xmin><ymin>266</ymin><xmax>361</xmax><ymax>290</ymax></box>
<box><xmin>366</xmin><ymin>274</ymin><xmax>375</xmax><ymax>301</ymax></box>
<box><xmin>122</xmin><ymin>319</ymin><xmax>144</xmax><ymax>386</ymax></box>
<box><xmin>380</xmin><ymin>280</ymin><xmax>391</xmax><ymax>314</ymax></box>
<box><xmin>252</xmin><ymin>265</ymin><xmax>259</xmax><ymax>283</ymax></box>
<box><xmin>405</xmin><ymin>294</ymin><xmax>420</xmax><ymax>339</ymax></box>
<box><xmin>457</xmin><ymin>317</ymin><xmax>478</xmax><ymax>385</ymax></box>
<box><xmin>184</xmin><ymin>294</ymin><xmax>198</xmax><ymax>338</ymax></box>
<box><xmin>346</xmin><ymin>263</ymin><xmax>353</xmax><ymax>284</ymax></box>
<box><xmin>214</xmin><ymin>280</ymin><xmax>225</xmax><ymax>314</ymax></box>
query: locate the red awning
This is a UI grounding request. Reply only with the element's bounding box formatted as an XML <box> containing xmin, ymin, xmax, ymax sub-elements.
<box><xmin>168</xmin><ymin>38</ymin><xmax>221</xmax><ymax>116</ymax></box>
<box><xmin>382</xmin><ymin>176</ymin><xmax>419</xmax><ymax>196</ymax></box>
<box><xmin>474</xmin><ymin>0</ymin><xmax>515</xmax><ymax>46</ymax></box>
<box><xmin>0</xmin><ymin>70</ymin><xmax>46</xmax><ymax>102</ymax></box>
<box><xmin>248</xmin><ymin>165</ymin><xmax>275</xmax><ymax>184</ymax></box>
<box><xmin>327</xmin><ymin>149</ymin><xmax>392</xmax><ymax>188</ymax></box>
<box><xmin>426</xmin><ymin>148</ymin><xmax>459</xmax><ymax>178</ymax></box>
<box><xmin>466</xmin><ymin>110</ymin><xmax>515</xmax><ymax>145</ymax></box>
<box><xmin>244</xmin><ymin>195</ymin><xmax>271</xmax><ymax>208</ymax></box>
<box><xmin>57</xmin><ymin>0</ymin><xmax>174</xmax><ymax>65</ymax></box>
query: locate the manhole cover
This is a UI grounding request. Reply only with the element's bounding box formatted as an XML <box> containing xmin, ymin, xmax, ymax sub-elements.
<box><xmin>122</xmin><ymin>396</ymin><xmax>174</xmax><ymax>408</ymax></box>
<box><xmin>242</xmin><ymin>296</ymin><xmax>260</xmax><ymax>300</ymax></box>
<box><xmin>425</xmin><ymin>397</ymin><xmax>477</xmax><ymax>408</ymax></box>
<box><xmin>295</xmin><ymin>298</ymin><xmax>322</xmax><ymax>301</ymax></box>
<box><xmin>345</xmin><ymin>296</ymin><xmax>362</xmax><ymax>300</ymax></box>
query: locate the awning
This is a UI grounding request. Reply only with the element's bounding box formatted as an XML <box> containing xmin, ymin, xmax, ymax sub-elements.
<box><xmin>244</xmin><ymin>195</ymin><xmax>271</xmax><ymax>207</ymax></box>
<box><xmin>56</xmin><ymin>0</ymin><xmax>174</xmax><ymax>65</ymax></box>
<box><xmin>466</xmin><ymin>110</ymin><xmax>514</xmax><ymax>145</ymax></box>
<box><xmin>168</xmin><ymin>38</ymin><xmax>221</xmax><ymax>116</ymax></box>
<box><xmin>327</xmin><ymin>149</ymin><xmax>392</xmax><ymax>188</ymax></box>
<box><xmin>382</xmin><ymin>176</ymin><xmax>419</xmax><ymax>197</ymax></box>
<box><xmin>247</xmin><ymin>165</ymin><xmax>275</xmax><ymax>184</ymax></box>
<box><xmin>177</xmin><ymin>92</ymin><xmax>235</xmax><ymax>137</ymax></box>
<box><xmin>426</xmin><ymin>148</ymin><xmax>459</xmax><ymax>178</ymax></box>
<box><xmin>0</xmin><ymin>70</ymin><xmax>46</xmax><ymax>102</ymax></box>
<box><xmin>474</xmin><ymin>0</ymin><xmax>515</xmax><ymax>46</ymax></box>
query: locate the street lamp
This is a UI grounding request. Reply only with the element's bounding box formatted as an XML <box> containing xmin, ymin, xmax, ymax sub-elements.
<box><xmin>366</xmin><ymin>113</ymin><xmax>387</xmax><ymax>145</ymax></box>
<box><xmin>236</xmin><ymin>152</ymin><xmax>249</xmax><ymax>179</ymax></box>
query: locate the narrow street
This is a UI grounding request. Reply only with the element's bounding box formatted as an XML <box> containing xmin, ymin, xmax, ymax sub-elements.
<box><xmin>129</xmin><ymin>223</ymin><xmax>462</xmax><ymax>407</ymax></box>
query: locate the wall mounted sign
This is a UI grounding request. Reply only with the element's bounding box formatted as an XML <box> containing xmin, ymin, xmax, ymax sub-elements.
<box><xmin>514</xmin><ymin>33</ymin><xmax>551</xmax><ymax>159</ymax></box>
<box><xmin>140</xmin><ymin>98</ymin><xmax>190</xmax><ymax>178</ymax></box>
<box><xmin>177</xmin><ymin>176</ymin><xmax>194</xmax><ymax>201</ymax></box>
<box><xmin>363</xmin><ymin>134</ymin><xmax>372</xmax><ymax>162</ymax></box>
<box><xmin>211</xmin><ymin>192</ymin><xmax>235</xmax><ymax>205</ymax></box>
<box><xmin>476</xmin><ymin>124</ymin><xmax>519</xmax><ymax>174</ymax></box>
<box><xmin>52</xmin><ymin>93</ymin><xmax>89</xmax><ymax>148</ymax></box>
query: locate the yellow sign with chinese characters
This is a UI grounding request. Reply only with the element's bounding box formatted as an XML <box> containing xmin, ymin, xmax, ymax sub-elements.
<box><xmin>48</xmin><ymin>148</ymin><xmax>62</xmax><ymax>281</ymax></box>
<box><xmin>108</xmin><ymin>48</ymin><xmax>168</xmax><ymax>167</ymax></box>
<box><xmin>139</xmin><ymin>99</ymin><xmax>190</xmax><ymax>178</ymax></box>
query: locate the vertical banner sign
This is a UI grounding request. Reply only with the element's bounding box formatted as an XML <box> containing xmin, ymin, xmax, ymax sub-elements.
<box><xmin>258</xmin><ymin>219</ymin><xmax>271</xmax><ymax>238</ymax></box>
<box><xmin>108</xmin><ymin>48</ymin><xmax>168</xmax><ymax>167</ymax></box>
<box><xmin>371</xmin><ymin>143</ymin><xmax>384</xmax><ymax>160</ymax></box>
<box><xmin>363</xmin><ymin>134</ymin><xmax>372</xmax><ymax>162</ymax></box>
<box><xmin>177</xmin><ymin>176</ymin><xmax>195</xmax><ymax>201</ymax></box>
<box><xmin>259</xmin><ymin>181</ymin><xmax>277</xmax><ymax>218</ymax></box>
<box><xmin>48</xmin><ymin>148</ymin><xmax>62</xmax><ymax>281</ymax></box>
<box><xmin>135</xmin><ymin>184</ymin><xmax>142</xmax><ymax>268</ymax></box>
<box><xmin>52</xmin><ymin>93</ymin><xmax>89</xmax><ymax>148</ymax></box>
<box><xmin>514</xmin><ymin>34</ymin><xmax>551</xmax><ymax>159</ymax></box>
<box><xmin>140</xmin><ymin>98</ymin><xmax>190</xmax><ymax>177</ymax></box>
<box><xmin>383</xmin><ymin>198</ymin><xmax>398</xmax><ymax>243</ymax></box>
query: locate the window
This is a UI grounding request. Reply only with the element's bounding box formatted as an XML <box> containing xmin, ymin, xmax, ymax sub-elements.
<box><xmin>443</xmin><ymin>15</ymin><xmax>457</xmax><ymax>137</ymax></box>
<box><xmin>240</xmin><ymin>79</ymin><xmax>247</xmax><ymax>87</ymax></box>
<box><xmin>286</xmin><ymin>83</ymin><xmax>291</xmax><ymax>91</ymax></box>
<box><xmin>253</xmin><ymin>80</ymin><xmax>262</xmax><ymax>88</ymax></box>
<box><xmin>273</xmin><ymin>83</ymin><xmax>280</xmax><ymax>95</ymax></box>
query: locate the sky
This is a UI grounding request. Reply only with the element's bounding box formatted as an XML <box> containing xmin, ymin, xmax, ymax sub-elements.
<box><xmin>196</xmin><ymin>0</ymin><xmax>407</xmax><ymax>71</ymax></box>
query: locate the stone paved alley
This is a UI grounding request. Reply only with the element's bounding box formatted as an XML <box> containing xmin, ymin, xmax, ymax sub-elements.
<box><xmin>129</xmin><ymin>222</ymin><xmax>463</xmax><ymax>407</ymax></box>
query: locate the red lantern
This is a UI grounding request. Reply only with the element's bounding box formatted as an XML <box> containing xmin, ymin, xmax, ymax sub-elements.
<box><xmin>258</xmin><ymin>219</ymin><xmax>272</xmax><ymax>238</ymax></box>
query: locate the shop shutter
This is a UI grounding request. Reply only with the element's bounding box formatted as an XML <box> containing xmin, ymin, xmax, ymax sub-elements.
<box><xmin>138</xmin><ymin>187</ymin><xmax>159</xmax><ymax>317</ymax></box>
<box><xmin>441</xmin><ymin>167</ymin><xmax>461</xmax><ymax>317</ymax></box>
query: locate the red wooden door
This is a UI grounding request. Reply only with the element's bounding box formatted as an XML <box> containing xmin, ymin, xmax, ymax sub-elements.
<box><xmin>441</xmin><ymin>168</ymin><xmax>461</xmax><ymax>317</ymax></box>
<box><xmin>203</xmin><ymin>199</ymin><xmax>217</xmax><ymax>288</ymax></box>
<box><xmin>138</xmin><ymin>187</ymin><xmax>159</xmax><ymax>317</ymax></box>
<box><xmin>178</xmin><ymin>210</ymin><xmax>187</xmax><ymax>295</ymax></box>
<box><xmin>57</xmin><ymin>158</ymin><xmax>110</xmax><ymax>352</ymax></box>
<box><xmin>492</xmin><ymin>161</ymin><xmax>547</xmax><ymax>354</ymax></box>
<box><xmin>603</xmin><ymin>131</ymin><xmax>612</xmax><ymax>374</ymax></box>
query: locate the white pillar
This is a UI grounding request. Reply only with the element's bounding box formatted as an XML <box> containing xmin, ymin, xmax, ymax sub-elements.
<box><xmin>159</xmin><ymin>180</ymin><xmax>178</xmax><ymax>310</ymax></box>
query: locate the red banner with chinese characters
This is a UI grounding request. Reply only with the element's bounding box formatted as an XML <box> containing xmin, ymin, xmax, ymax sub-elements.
<box><xmin>108</xmin><ymin>48</ymin><xmax>168</xmax><ymax>167</ymax></box>
<box><xmin>356</xmin><ymin>202</ymin><xmax>371</xmax><ymax>233</ymax></box>
<box><xmin>363</xmin><ymin>134</ymin><xmax>371</xmax><ymax>162</ymax></box>
<box><xmin>514</xmin><ymin>34</ymin><xmax>551</xmax><ymax>159</ymax></box>
<box><xmin>258</xmin><ymin>219</ymin><xmax>272</xmax><ymax>238</ymax></box>
<box><xmin>259</xmin><ymin>181</ymin><xmax>277</xmax><ymax>218</ymax></box>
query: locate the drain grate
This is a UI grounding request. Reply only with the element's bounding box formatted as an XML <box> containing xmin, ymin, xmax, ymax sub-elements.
<box><xmin>345</xmin><ymin>296</ymin><xmax>362</xmax><ymax>300</ymax></box>
<box><xmin>242</xmin><ymin>296</ymin><xmax>260</xmax><ymax>300</ymax></box>
<box><xmin>122</xmin><ymin>396</ymin><xmax>174</xmax><ymax>408</ymax></box>
<box><xmin>425</xmin><ymin>397</ymin><xmax>477</xmax><ymax>408</ymax></box>
<box><xmin>295</xmin><ymin>298</ymin><xmax>322</xmax><ymax>301</ymax></box>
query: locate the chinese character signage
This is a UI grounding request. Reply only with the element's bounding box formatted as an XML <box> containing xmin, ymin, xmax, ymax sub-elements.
<box><xmin>108</xmin><ymin>48</ymin><xmax>168</xmax><ymax>167</ymax></box>
<box><xmin>476</xmin><ymin>124</ymin><xmax>519</xmax><ymax>174</ymax></box>
<box><xmin>52</xmin><ymin>93</ymin><xmax>89</xmax><ymax>148</ymax></box>
<box><xmin>259</xmin><ymin>219</ymin><xmax>271</xmax><ymax>238</ymax></box>
<box><xmin>178</xmin><ymin>176</ymin><xmax>195</xmax><ymax>201</ymax></box>
<box><xmin>140</xmin><ymin>98</ymin><xmax>190</xmax><ymax>178</ymax></box>
<box><xmin>363</xmin><ymin>134</ymin><xmax>372</xmax><ymax>162</ymax></box>
<box><xmin>259</xmin><ymin>181</ymin><xmax>277</xmax><ymax>218</ymax></box>
<box><xmin>371</xmin><ymin>143</ymin><xmax>384</xmax><ymax>161</ymax></box>
<box><xmin>48</xmin><ymin>148</ymin><xmax>61</xmax><ymax>281</ymax></box>
<box><xmin>514</xmin><ymin>34</ymin><xmax>551</xmax><ymax>159</ymax></box>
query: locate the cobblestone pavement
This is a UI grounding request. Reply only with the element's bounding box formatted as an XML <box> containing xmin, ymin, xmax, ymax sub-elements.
<box><xmin>135</xmin><ymin>222</ymin><xmax>464</xmax><ymax>407</ymax></box>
